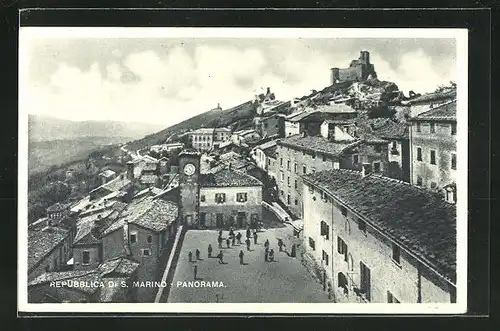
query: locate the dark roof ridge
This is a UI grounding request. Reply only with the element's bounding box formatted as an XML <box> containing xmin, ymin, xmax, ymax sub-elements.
<box><xmin>414</xmin><ymin>99</ymin><xmax>457</xmax><ymax>119</ymax></box>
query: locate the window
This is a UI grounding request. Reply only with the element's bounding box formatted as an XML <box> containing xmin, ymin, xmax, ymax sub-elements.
<box><xmin>303</xmin><ymin>165</ymin><xmax>307</xmax><ymax>174</ymax></box>
<box><xmin>431</xmin><ymin>182</ymin><xmax>437</xmax><ymax>189</ymax></box>
<box><xmin>287</xmin><ymin>160</ymin><xmax>290</xmax><ymax>171</ymax></box>
<box><xmin>416</xmin><ymin>147</ymin><xmax>422</xmax><ymax>161</ymax></box>
<box><xmin>392</xmin><ymin>141</ymin><xmax>397</xmax><ymax>149</ymax></box>
<box><xmin>360</xmin><ymin>262</ymin><xmax>371</xmax><ymax>301</ymax></box>
<box><xmin>294</xmin><ymin>163</ymin><xmax>298</xmax><ymax>173</ymax></box>
<box><xmin>142</xmin><ymin>249</ymin><xmax>151</xmax><ymax>256</ymax></box>
<box><xmin>353</xmin><ymin>154</ymin><xmax>359</xmax><ymax>164</ymax></box>
<box><xmin>294</xmin><ymin>199</ymin><xmax>298</xmax><ymax>206</ymax></box>
<box><xmin>358</xmin><ymin>220</ymin><xmax>367</xmax><ymax>234</ymax></box>
<box><xmin>267</xmin><ymin>159</ymin><xmax>271</xmax><ymax>166</ymax></box>
<box><xmin>287</xmin><ymin>194</ymin><xmax>291</xmax><ymax>205</ymax></box>
<box><xmin>375</xmin><ymin>145</ymin><xmax>382</xmax><ymax>153</ymax></box>
<box><xmin>280</xmin><ymin>171</ymin><xmax>284</xmax><ymax>182</ymax></box>
<box><xmin>387</xmin><ymin>291</ymin><xmax>400</xmax><ymax>303</ymax></box>
<box><xmin>337</xmin><ymin>237</ymin><xmax>348</xmax><ymax>262</ymax></box>
<box><xmin>294</xmin><ymin>180</ymin><xmax>298</xmax><ymax>189</ymax></box>
<box><xmin>373</xmin><ymin>162</ymin><xmax>381</xmax><ymax>173</ymax></box>
<box><xmin>236</xmin><ymin>193</ymin><xmax>248</xmax><ymax>203</ymax></box>
<box><xmin>147</xmin><ymin>235</ymin><xmax>153</xmax><ymax>243</ymax></box>
<box><xmin>416</xmin><ymin>122</ymin><xmax>421</xmax><ymax>132</ymax></box>
<box><xmin>430</xmin><ymin>122</ymin><xmax>436</xmax><ymax>133</ymax></box>
<box><xmin>322</xmin><ymin>250</ymin><xmax>329</xmax><ymax>266</ymax></box>
<box><xmin>451</xmin><ymin>123</ymin><xmax>457</xmax><ymax>135</ymax></box>
<box><xmin>341</xmin><ymin>206</ymin><xmax>347</xmax><ymax>217</ymax></box>
<box><xmin>200</xmin><ymin>195</ymin><xmax>206</xmax><ymax>202</ymax></box>
<box><xmin>451</xmin><ymin>153</ymin><xmax>457</xmax><ymax>170</ymax></box>
<box><xmin>82</xmin><ymin>251</ymin><xmax>90</xmax><ymax>265</ymax></box>
<box><xmin>215</xmin><ymin>193</ymin><xmax>226</xmax><ymax>204</ymax></box>
<box><xmin>130</xmin><ymin>232</ymin><xmax>137</xmax><ymax>244</ymax></box>
<box><xmin>320</xmin><ymin>221</ymin><xmax>330</xmax><ymax>240</ymax></box>
<box><xmin>287</xmin><ymin>177</ymin><xmax>290</xmax><ymax>187</ymax></box>
<box><xmin>416</xmin><ymin>176</ymin><xmax>423</xmax><ymax>186</ymax></box>
<box><xmin>430</xmin><ymin>150</ymin><xmax>436</xmax><ymax>165</ymax></box>
<box><xmin>323</xmin><ymin>154</ymin><xmax>327</xmax><ymax>162</ymax></box>
<box><xmin>392</xmin><ymin>243</ymin><xmax>401</xmax><ymax>265</ymax></box>
<box><xmin>312</xmin><ymin>153</ymin><xmax>316</xmax><ymax>159</ymax></box>
<box><xmin>280</xmin><ymin>190</ymin><xmax>284</xmax><ymax>196</ymax></box>
<box><xmin>308</xmin><ymin>237</ymin><xmax>316</xmax><ymax>251</ymax></box>
<box><xmin>280</xmin><ymin>158</ymin><xmax>283</xmax><ymax>167</ymax></box>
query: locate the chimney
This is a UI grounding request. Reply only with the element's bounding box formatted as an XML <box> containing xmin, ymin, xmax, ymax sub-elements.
<box><xmin>126</xmin><ymin>161</ymin><xmax>134</xmax><ymax>180</ymax></box>
<box><xmin>361</xmin><ymin>163</ymin><xmax>372</xmax><ymax>178</ymax></box>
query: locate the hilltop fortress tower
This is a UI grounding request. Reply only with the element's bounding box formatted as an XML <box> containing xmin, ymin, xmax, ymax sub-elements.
<box><xmin>330</xmin><ymin>50</ymin><xmax>377</xmax><ymax>85</ymax></box>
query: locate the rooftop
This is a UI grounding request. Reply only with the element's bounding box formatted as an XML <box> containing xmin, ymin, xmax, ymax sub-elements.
<box><xmin>179</xmin><ymin>149</ymin><xmax>202</xmax><ymax>157</ymax></box>
<box><xmin>303</xmin><ymin>169</ymin><xmax>456</xmax><ymax>283</ymax></box>
<box><xmin>407</xmin><ymin>89</ymin><xmax>456</xmax><ymax>105</ymax></box>
<box><xmin>28</xmin><ymin>226</ymin><xmax>69</xmax><ymax>272</ymax></box>
<box><xmin>214</xmin><ymin>127</ymin><xmax>232</xmax><ymax>132</ymax></box>
<box><xmin>200</xmin><ymin>168</ymin><xmax>263</xmax><ymax>188</ymax></box>
<box><xmin>99</xmin><ymin>170</ymin><xmax>116</xmax><ymax>178</ymax></box>
<box><xmin>46</xmin><ymin>202</ymin><xmax>72</xmax><ymax>213</ymax></box>
<box><xmin>254</xmin><ymin>139</ymin><xmax>278</xmax><ymax>151</ymax></box>
<box><xmin>98</xmin><ymin>257</ymin><xmax>140</xmax><ymax>277</ymax></box>
<box><xmin>139</xmin><ymin>174</ymin><xmax>159</xmax><ymax>185</ymax></box>
<box><xmin>90</xmin><ymin>175</ymin><xmax>131</xmax><ymax>195</ymax></box>
<box><xmin>411</xmin><ymin>100</ymin><xmax>457</xmax><ymax>122</ymax></box>
<box><xmin>192</xmin><ymin>128</ymin><xmax>215</xmax><ymax>135</ymax></box>
<box><xmin>102</xmin><ymin>196</ymin><xmax>178</xmax><ymax>236</ymax></box>
<box><xmin>279</xmin><ymin>134</ymin><xmax>359</xmax><ymax>157</ymax></box>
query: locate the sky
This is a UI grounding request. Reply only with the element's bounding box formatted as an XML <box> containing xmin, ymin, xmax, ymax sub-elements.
<box><xmin>22</xmin><ymin>32</ymin><xmax>457</xmax><ymax>126</ymax></box>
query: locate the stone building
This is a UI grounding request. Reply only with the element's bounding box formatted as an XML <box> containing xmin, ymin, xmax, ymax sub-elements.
<box><xmin>178</xmin><ymin>149</ymin><xmax>263</xmax><ymax>229</ymax></box>
<box><xmin>251</xmin><ymin>140</ymin><xmax>278</xmax><ymax>172</ymax></box>
<box><xmin>409</xmin><ymin>100</ymin><xmax>457</xmax><ymax>203</ymax></box>
<box><xmin>275</xmin><ymin>133</ymin><xmax>388</xmax><ymax>219</ymax></box>
<box><xmin>28</xmin><ymin>223</ymin><xmax>74</xmax><ymax>281</ymax></box>
<box><xmin>231</xmin><ymin>129</ymin><xmax>261</xmax><ymax>146</ymax></box>
<box><xmin>402</xmin><ymin>88</ymin><xmax>456</xmax><ymax>118</ymax></box>
<box><xmin>253</xmin><ymin>112</ymin><xmax>284</xmax><ymax>138</ymax></box>
<box><xmin>213</xmin><ymin>127</ymin><xmax>232</xmax><ymax>147</ymax></box>
<box><xmin>302</xmin><ymin>169</ymin><xmax>456</xmax><ymax>303</ymax></box>
<box><xmin>189</xmin><ymin>128</ymin><xmax>216</xmax><ymax>151</ymax></box>
<box><xmin>98</xmin><ymin>170</ymin><xmax>117</xmax><ymax>185</ymax></box>
<box><xmin>198</xmin><ymin>167</ymin><xmax>263</xmax><ymax>229</ymax></box>
<box><xmin>330</xmin><ymin>50</ymin><xmax>377</xmax><ymax>85</ymax></box>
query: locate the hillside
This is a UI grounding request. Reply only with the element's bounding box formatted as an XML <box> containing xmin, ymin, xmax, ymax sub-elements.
<box><xmin>28</xmin><ymin>136</ymin><xmax>130</xmax><ymax>174</ymax></box>
<box><xmin>28</xmin><ymin>115</ymin><xmax>165</xmax><ymax>142</ymax></box>
<box><xmin>126</xmin><ymin>100</ymin><xmax>256</xmax><ymax>151</ymax></box>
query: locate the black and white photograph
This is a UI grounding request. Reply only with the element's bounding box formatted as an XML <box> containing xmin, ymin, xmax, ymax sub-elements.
<box><xmin>18</xmin><ymin>27</ymin><xmax>468</xmax><ymax>314</ymax></box>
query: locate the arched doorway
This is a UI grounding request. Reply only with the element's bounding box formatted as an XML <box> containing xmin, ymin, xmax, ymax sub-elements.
<box><xmin>388</xmin><ymin>161</ymin><xmax>401</xmax><ymax>180</ymax></box>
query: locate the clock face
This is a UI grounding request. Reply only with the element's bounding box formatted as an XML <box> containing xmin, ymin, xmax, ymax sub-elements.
<box><xmin>184</xmin><ymin>163</ymin><xmax>196</xmax><ymax>176</ymax></box>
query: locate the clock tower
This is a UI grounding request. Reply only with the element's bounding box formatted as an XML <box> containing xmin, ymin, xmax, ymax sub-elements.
<box><xmin>178</xmin><ymin>149</ymin><xmax>201</xmax><ymax>228</ymax></box>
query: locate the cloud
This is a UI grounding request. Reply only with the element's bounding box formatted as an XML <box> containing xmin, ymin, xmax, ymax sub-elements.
<box><xmin>26</xmin><ymin>41</ymin><xmax>457</xmax><ymax>125</ymax></box>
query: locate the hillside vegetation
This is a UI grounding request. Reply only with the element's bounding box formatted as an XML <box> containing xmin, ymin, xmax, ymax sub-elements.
<box><xmin>126</xmin><ymin>101</ymin><xmax>256</xmax><ymax>151</ymax></box>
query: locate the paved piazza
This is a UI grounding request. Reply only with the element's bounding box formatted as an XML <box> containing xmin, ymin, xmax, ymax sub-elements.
<box><xmin>167</xmin><ymin>224</ymin><xmax>331</xmax><ymax>303</ymax></box>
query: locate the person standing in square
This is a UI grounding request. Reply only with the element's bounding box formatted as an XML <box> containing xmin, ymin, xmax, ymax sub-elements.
<box><xmin>239</xmin><ymin>250</ymin><xmax>244</xmax><ymax>264</ymax></box>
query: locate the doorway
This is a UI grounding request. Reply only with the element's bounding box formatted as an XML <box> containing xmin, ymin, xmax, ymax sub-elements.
<box><xmin>237</xmin><ymin>212</ymin><xmax>247</xmax><ymax>228</ymax></box>
<box><xmin>216</xmin><ymin>213</ymin><xmax>224</xmax><ymax>228</ymax></box>
<box><xmin>360</xmin><ymin>262</ymin><xmax>371</xmax><ymax>301</ymax></box>
<box><xmin>200</xmin><ymin>212</ymin><xmax>206</xmax><ymax>228</ymax></box>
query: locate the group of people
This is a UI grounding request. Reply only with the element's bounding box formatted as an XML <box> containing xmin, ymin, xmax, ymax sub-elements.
<box><xmin>187</xmin><ymin>228</ymin><xmax>291</xmax><ymax>279</ymax></box>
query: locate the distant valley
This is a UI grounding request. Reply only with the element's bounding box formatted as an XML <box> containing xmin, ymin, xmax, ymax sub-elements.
<box><xmin>28</xmin><ymin>115</ymin><xmax>165</xmax><ymax>174</ymax></box>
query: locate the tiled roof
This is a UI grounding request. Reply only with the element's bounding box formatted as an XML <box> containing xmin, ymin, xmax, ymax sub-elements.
<box><xmin>303</xmin><ymin>169</ymin><xmax>456</xmax><ymax>283</ymax></box>
<box><xmin>408</xmin><ymin>89</ymin><xmax>456</xmax><ymax>105</ymax></box>
<box><xmin>102</xmin><ymin>196</ymin><xmax>178</xmax><ymax>235</ymax></box>
<box><xmin>279</xmin><ymin>134</ymin><xmax>359</xmax><ymax>157</ymax></box>
<box><xmin>214</xmin><ymin>127</ymin><xmax>232</xmax><ymax>132</ymax></box>
<box><xmin>139</xmin><ymin>174</ymin><xmax>159</xmax><ymax>185</ymax></box>
<box><xmin>28</xmin><ymin>269</ymin><xmax>98</xmax><ymax>286</ymax></box>
<box><xmin>74</xmin><ymin>209</ymin><xmax>118</xmax><ymax>245</ymax></box>
<box><xmin>179</xmin><ymin>149</ymin><xmax>202</xmax><ymax>157</ymax></box>
<box><xmin>98</xmin><ymin>257</ymin><xmax>140</xmax><ymax>277</ymax></box>
<box><xmin>411</xmin><ymin>100</ymin><xmax>457</xmax><ymax>122</ymax></box>
<box><xmin>28</xmin><ymin>227</ymin><xmax>69</xmax><ymax>272</ymax></box>
<box><xmin>46</xmin><ymin>202</ymin><xmax>71</xmax><ymax>212</ymax></box>
<box><xmin>360</xmin><ymin>118</ymin><xmax>409</xmax><ymax>140</ymax></box>
<box><xmin>200</xmin><ymin>168</ymin><xmax>263</xmax><ymax>188</ymax></box>
<box><xmin>254</xmin><ymin>139</ymin><xmax>278</xmax><ymax>151</ymax></box>
<box><xmin>91</xmin><ymin>175</ymin><xmax>131</xmax><ymax>195</ymax></box>
<box><xmin>99</xmin><ymin>170</ymin><xmax>116</xmax><ymax>178</ymax></box>
<box><xmin>142</xmin><ymin>163</ymin><xmax>158</xmax><ymax>172</ymax></box>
